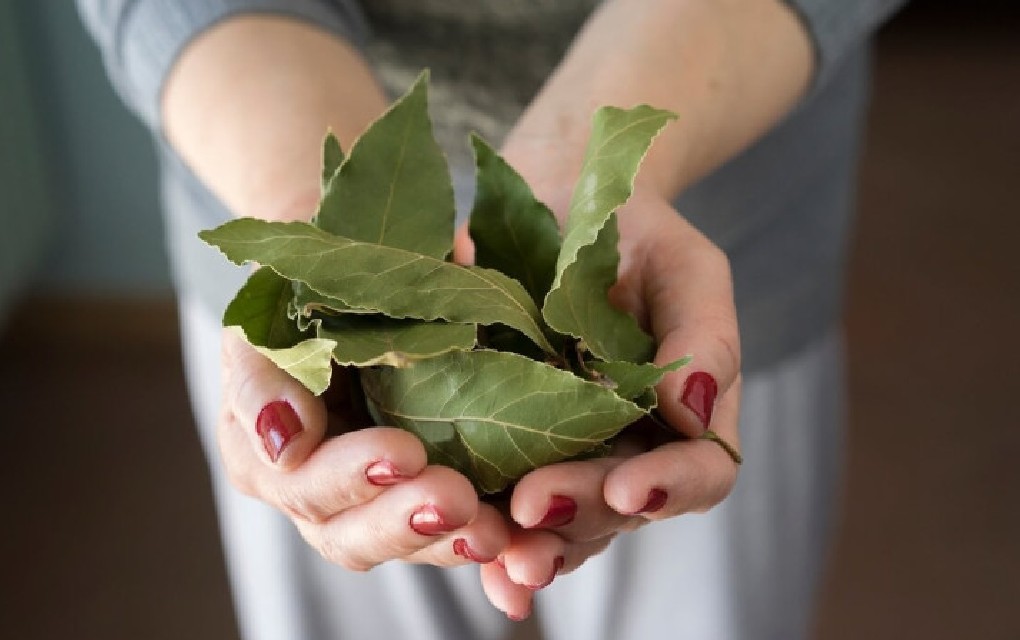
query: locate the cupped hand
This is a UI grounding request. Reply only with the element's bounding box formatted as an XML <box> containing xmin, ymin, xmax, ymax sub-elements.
<box><xmin>216</xmin><ymin>329</ymin><xmax>511</xmax><ymax>572</ymax></box>
<box><xmin>456</xmin><ymin>189</ymin><xmax>743</xmax><ymax>621</ymax></box>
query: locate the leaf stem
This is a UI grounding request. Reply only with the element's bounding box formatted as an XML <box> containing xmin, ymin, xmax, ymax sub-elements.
<box><xmin>647</xmin><ymin>409</ymin><xmax>743</xmax><ymax>465</ymax></box>
<box><xmin>701</xmin><ymin>429</ymin><xmax>743</xmax><ymax>465</ymax></box>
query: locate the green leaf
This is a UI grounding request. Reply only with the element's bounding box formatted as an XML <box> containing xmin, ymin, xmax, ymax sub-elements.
<box><xmin>321</xmin><ymin>131</ymin><xmax>344</xmax><ymax>195</ymax></box>
<box><xmin>479</xmin><ymin>324</ymin><xmax>547</xmax><ymax>362</ymax></box>
<box><xmin>315</xmin><ymin>70</ymin><xmax>454</xmax><ymax>259</ymax></box>
<box><xmin>542</xmin><ymin>105</ymin><xmax>676</xmax><ymax>363</ymax></box>
<box><xmin>360</xmin><ymin>349</ymin><xmax>645</xmax><ymax>494</ymax></box>
<box><xmin>200</xmin><ymin>218</ymin><xmax>556</xmax><ymax>354</ymax></box>
<box><xmin>224</xmin><ymin>266</ymin><xmax>305</xmax><ymax>348</ymax></box>
<box><xmin>468</xmin><ymin>134</ymin><xmax>561</xmax><ymax>303</ymax></box>
<box><xmin>222</xmin><ymin>267</ymin><xmax>336</xmax><ymax>394</ymax></box>
<box><xmin>316</xmin><ymin>314</ymin><xmax>476</xmax><ymax>367</ymax></box>
<box><xmin>552</xmin><ymin>212</ymin><xmax>655</xmax><ymax>362</ymax></box>
<box><xmin>589</xmin><ymin>355</ymin><xmax>692</xmax><ymax>401</ymax></box>
<box><xmin>230</xmin><ymin>327</ymin><xmax>337</xmax><ymax>395</ymax></box>
<box><xmin>633</xmin><ymin>387</ymin><xmax>659</xmax><ymax>412</ymax></box>
<box><xmin>291</xmin><ymin>281</ymin><xmax>376</xmax><ymax>318</ymax></box>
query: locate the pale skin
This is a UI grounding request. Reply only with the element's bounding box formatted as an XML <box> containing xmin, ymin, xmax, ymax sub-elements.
<box><xmin>164</xmin><ymin>0</ymin><xmax>813</xmax><ymax>622</ymax></box>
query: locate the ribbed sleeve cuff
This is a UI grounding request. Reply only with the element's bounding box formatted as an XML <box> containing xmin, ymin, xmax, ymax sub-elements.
<box><xmin>784</xmin><ymin>0</ymin><xmax>906</xmax><ymax>92</ymax></box>
<box><xmin>114</xmin><ymin>0</ymin><xmax>369</xmax><ymax>131</ymax></box>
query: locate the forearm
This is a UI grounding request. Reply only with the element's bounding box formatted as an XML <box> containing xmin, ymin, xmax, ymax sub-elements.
<box><xmin>505</xmin><ymin>0</ymin><xmax>814</xmax><ymax>204</ymax></box>
<box><xmin>162</xmin><ymin>15</ymin><xmax>388</xmax><ymax>221</ymax></box>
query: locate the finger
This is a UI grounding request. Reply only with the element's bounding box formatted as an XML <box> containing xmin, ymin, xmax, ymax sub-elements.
<box><xmin>510</xmin><ymin>458</ymin><xmax>642</xmax><ymax>543</ymax></box>
<box><xmin>292</xmin><ymin>465</ymin><xmax>479</xmax><ymax>572</ymax></box>
<box><xmin>405</xmin><ymin>502</ymin><xmax>510</xmax><ymax>567</ymax></box>
<box><xmin>452</xmin><ymin>224</ymin><xmax>475</xmax><ymax>265</ymax></box>
<box><xmin>603</xmin><ymin>377</ymin><xmax>742</xmax><ymax>517</ymax></box>
<box><xmin>498</xmin><ymin>529</ymin><xmax>616</xmax><ymax>591</ymax></box>
<box><xmin>560</xmin><ymin>535</ymin><xmax>615</xmax><ymax>573</ymax></box>
<box><xmin>221</xmin><ymin>327</ymin><xmax>327</xmax><ymax>469</ymax></box>
<box><xmin>647</xmin><ymin>238</ymin><xmax>739</xmax><ymax>438</ymax></box>
<box><xmin>480</xmin><ymin>561</ymin><xmax>534</xmax><ymax>622</ymax></box>
<box><xmin>499</xmin><ymin>528</ymin><xmax>567</xmax><ymax>591</ymax></box>
<box><xmin>258</xmin><ymin>427</ymin><xmax>428</xmax><ymax>523</ymax></box>
<box><xmin>616</xmin><ymin>202</ymin><xmax>741</xmax><ymax>439</ymax></box>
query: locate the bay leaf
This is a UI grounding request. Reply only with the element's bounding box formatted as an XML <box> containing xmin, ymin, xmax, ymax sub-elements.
<box><xmin>479</xmin><ymin>324</ymin><xmax>547</xmax><ymax>362</ymax></box>
<box><xmin>224</xmin><ymin>266</ymin><xmax>305</xmax><ymax>349</ymax></box>
<box><xmin>589</xmin><ymin>354</ymin><xmax>692</xmax><ymax>401</ymax></box>
<box><xmin>199</xmin><ymin>218</ymin><xmax>556</xmax><ymax>354</ymax></box>
<box><xmin>468</xmin><ymin>134</ymin><xmax>561</xmax><ymax>303</ymax></box>
<box><xmin>633</xmin><ymin>387</ymin><xmax>659</xmax><ymax>412</ymax></box>
<box><xmin>542</xmin><ymin>105</ymin><xmax>676</xmax><ymax>363</ymax></box>
<box><xmin>360</xmin><ymin>349</ymin><xmax>645</xmax><ymax>494</ymax></box>
<box><xmin>291</xmin><ymin>280</ymin><xmax>376</xmax><ymax>318</ymax></box>
<box><xmin>321</xmin><ymin>131</ymin><xmax>344</xmax><ymax>195</ymax></box>
<box><xmin>222</xmin><ymin>267</ymin><xmax>336</xmax><ymax>394</ymax></box>
<box><xmin>232</xmin><ymin>326</ymin><xmax>337</xmax><ymax>395</ymax></box>
<box><xmin>551</xmin><ymin>212</ymin><xmax>656</xmax><ymax>362</ymax></box>
<box><xmin>315</xmin><ymin>71</ymin><xmax>454</xmax><ymax>259</ymax></box>
<box><xmin>316</xmin><ymin>314</ymin><xmax>476</xmax><ymax>367</ymax></box>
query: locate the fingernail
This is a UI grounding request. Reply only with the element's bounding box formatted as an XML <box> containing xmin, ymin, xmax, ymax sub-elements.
<box><xmin>453</xmin><ymin>538</ymin><xmax>494</xmax><ymax>563</ymax></box>
<box><xmin>410</xmin><ymin>504</ymin><xmax>456</xmax><ymax>536</ymax></box>
<box><xmin>256</xmin><ymin>400</ymin><xmax>303</xmax><ymax>462</ymax></box>
<box><xmin>681</xmin><ymin>371</ymin><xmax>718</xmax><ymax>431</ymax></box>
<box><xmin>365</xmin><ymin>460</ymin><xmax>405</xmax><ymax>486</ymax></box>
<box><xmin>634</xmin><ymin>488</ymin><xmax>668</xmax><ymax>515</ymax></box>
<box><xmin>529</xmin><ymin>495</ymin><xmax>576</xmax><ymax>529</ymax></box>
<box><xmin>526</xmin><ymin>555</ymin><xmax>565</xmax><ymax>590</ymax></box>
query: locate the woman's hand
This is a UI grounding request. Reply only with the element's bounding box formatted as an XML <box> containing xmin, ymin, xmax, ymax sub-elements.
<box><xmin>215</xmin><ymin>328</ymin><xmax>512</xmax><ymax>571</ymax></box>
<box><xmin>165</xmin><ymin>14</ymin><xmax>520</xmax><ymax>582</ymax></box>
<box><xmin>460</xmin><ymin>188</ymin><xmax>743</xmax><ymax>621</ymax></box>
<box><xmin>453</xmin><ymin>0</ymin><xmax>812</xmax><ymax>620</ymax></box>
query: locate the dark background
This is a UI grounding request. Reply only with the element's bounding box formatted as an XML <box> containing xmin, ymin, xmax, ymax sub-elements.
<box><xmin>1</xmin><ymin>1</ymin><xmax>1018</xmax><ymax>638</ymax></box>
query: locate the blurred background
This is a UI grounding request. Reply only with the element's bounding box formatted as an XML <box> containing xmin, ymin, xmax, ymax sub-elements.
<box><xmin>1</xmin><ymin>1</ymin><xmax>1017</xmax><ymax>638</ymax></box>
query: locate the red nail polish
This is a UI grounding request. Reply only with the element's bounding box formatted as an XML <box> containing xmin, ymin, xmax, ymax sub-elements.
<box><xmin>635</xmin><ymin>488</ymin><xmax>668</xmax><ymax>514</ymax></box>
<box><xmin>681</xmin><ymin>371</ymin><xmax>718</xmax><ymax>430</ymax></box>
<box><xmin>256</xmin><ymin>400</ymin><xmax>303</xmax><ymax>462</ymax></box>
<box><xmin>453</xmin><ymin>538</ymin><xmax>493</xmax><ymax>563</ymax></box>
<box><xmin>526</xmin><ymin>555</ymin><xmax>565</xmax><ymax>590</ymax></box>
<box><xmin>530</xmin><ymin>495</ymin><xmax>576</xmax><ymax>529</ymax></box>
<box><xmin>365</xmin><ymin>460</ymin><xmax>405</xmax><ymax>486</ymax></box>
<box><xmin>410</xmin><ymin>505</ymin><xmax>456</xmax><ymax>536</ymax></box>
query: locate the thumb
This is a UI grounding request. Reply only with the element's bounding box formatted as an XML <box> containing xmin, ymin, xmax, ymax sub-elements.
<box><xmin>452</xmin><ymin>224</ymin><xmax>475</xmax><ymax>266</ymax></box>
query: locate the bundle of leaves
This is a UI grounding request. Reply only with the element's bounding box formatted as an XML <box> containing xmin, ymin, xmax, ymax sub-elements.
<box><xmin>200</xmin><ymin>71</ymin><xmax>690</xmax><ymax>495</ymax></box>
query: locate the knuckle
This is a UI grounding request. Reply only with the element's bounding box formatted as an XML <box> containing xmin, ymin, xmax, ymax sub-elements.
<box><xmin>712</xmin><ymin>332</ymin><xmax>742</xmax><ymax>379</ymax></box>
<box><xmin>316</xmin><ymin>534</ymin><xmax>375</xmax><ymax>572</ymax></box>
<box><xmin>703</xmin><ymin>242</ymin><xmax>733</xmax><ymax>280</ymax></box>
<box><xmin>277</xmin><ymin>485</ymin><xmax>330</xmax><ymax>525</ymax></box>
<box><xmin>365</xmin><ymin>516</ymin><xmax>416</xmax><ymax>558</ymax></box>
<box><xmin>224</xmin><ymin>464</ymin><xmax>257</xmax><ymax>497</ymax></box>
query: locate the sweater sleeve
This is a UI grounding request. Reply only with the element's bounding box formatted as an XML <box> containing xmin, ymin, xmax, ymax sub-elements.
<box><xmin>75</xmin><ymin>0</ymin><xmax>370</xmax><ymax>132</ymax></box>
<box><xmin>784</xmin><ymin>0</ymin><xmax>909</xmax><ymax>90</ymax></box>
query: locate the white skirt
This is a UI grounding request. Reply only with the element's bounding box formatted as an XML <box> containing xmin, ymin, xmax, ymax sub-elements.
<box><xmin>179</xmin><ymin>294</ymin><xmax>844</xmax><ymax>640</ymax></box>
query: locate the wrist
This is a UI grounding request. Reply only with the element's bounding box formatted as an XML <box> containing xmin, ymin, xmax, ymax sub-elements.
<box><xmin>498</xmin><ymin>133</ymin><xmax>583</xmax><ymax>224</ymax></box>
<box><xmin>500</xmin><ymin>132</ymin><xmax>679</xmax><ymax>226</ymax></box>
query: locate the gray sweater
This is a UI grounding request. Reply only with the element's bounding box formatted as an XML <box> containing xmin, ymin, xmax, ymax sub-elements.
<box><xmin>78</xmin><ymin>0</ymin><xmax>905</xmax><ymax>373</ymax></box>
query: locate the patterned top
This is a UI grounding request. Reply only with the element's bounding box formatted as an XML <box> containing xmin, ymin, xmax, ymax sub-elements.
<box><xmin>361</xmin><ymin>0</ymin><xmax>598</xmax><ymax>176</ymax></box>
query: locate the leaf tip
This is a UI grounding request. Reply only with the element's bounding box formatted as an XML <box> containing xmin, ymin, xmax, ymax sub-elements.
<box><xmin>412</xmin><ymin>68</ymin><xmax>431</xmax><ymax>90</ymax></box>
